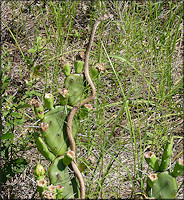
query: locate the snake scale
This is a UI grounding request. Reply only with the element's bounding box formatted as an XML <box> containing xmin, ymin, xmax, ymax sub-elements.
<box><xmin>66</xmin><ymin>14</ymin><xmax>112</xmax><ymax>199</ymax></box>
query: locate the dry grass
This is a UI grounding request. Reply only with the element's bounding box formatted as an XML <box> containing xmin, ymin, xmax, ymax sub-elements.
<box><xmin>1</xmin><ymin>1</ymin><xmax>183</xmax><ymax>199</ymax></box>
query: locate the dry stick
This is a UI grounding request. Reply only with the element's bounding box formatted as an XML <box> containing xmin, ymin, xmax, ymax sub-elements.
<box><xmin>66</xmin><ymin>14</ymin><xmax>112</xmax><ymax>199</ymax></box>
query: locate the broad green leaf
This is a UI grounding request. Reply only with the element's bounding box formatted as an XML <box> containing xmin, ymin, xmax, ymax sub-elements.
<box><xmin>2</xmin><ymin>76</ymin><xmax>10</xmax><ymax>93</ymax></box>
<box><xmin>11</xmin><ymin>112</ymin><xmax>21</xmax><ymax>118</ymax></box>
<box><xmin>17</xmin><ymin>103</ymin><xmax>31</xmax><ymax>109</ymax></box>
<box><xmin>28</xmin><ymin>48</ymin><xmax>36</xmax><ymax>53</ymax></box>
<box><xmin>11</xmin><ymin>158</ymin><xmax>28</xmax><ymax>173</ymax></box>
<box><xmin>1</xmin><ymin>132</ymin><xmax>15</xmax><ymax>140</ymax></box>
<box><xmin>0</xmin><ymin>168</ymin><xmax>7</xmax><ymax>183</ymax></box>
<box><xmin>37</xmin><ymin>36</ymin><xmax>42</xmax><ymax>43</ymax></box>
<box><xmin>25</xmin><ymin>90</ymin><xmax>42</xmax><ymax>97</ymax></box>
<box><xmin>2</xmin><ymin>163</ymin><xmax>13</xmax><ymax>178</ymax></box>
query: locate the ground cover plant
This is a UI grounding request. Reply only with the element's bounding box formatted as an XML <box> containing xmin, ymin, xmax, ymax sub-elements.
<box><xmin>1</xmin><ymin>0</ymin><xmax>183</xmax><ymax>199</ymax></box>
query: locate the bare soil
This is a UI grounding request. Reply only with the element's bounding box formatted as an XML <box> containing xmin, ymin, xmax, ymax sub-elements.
<box><xmin>1</xmin><ymin>1</ymin><xmax>183</xmax><ymax>199</ymax></box>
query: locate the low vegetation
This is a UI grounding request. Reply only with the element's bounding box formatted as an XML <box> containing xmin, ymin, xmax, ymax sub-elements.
<box><xmin>1</xmin><ymin>1</ymin><xmax>183</xmax><ymax>199</ymax></box>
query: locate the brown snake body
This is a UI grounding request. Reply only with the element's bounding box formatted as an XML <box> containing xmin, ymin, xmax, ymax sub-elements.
<box><xmin>66</xmin><ymin>14</ymin><xmax>111</xmax><ymax>199</ymax></box>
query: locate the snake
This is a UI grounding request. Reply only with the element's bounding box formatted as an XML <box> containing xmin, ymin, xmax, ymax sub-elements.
<box><xmin>66</xmin><ymin>14</ymin><xmax>112</xmax><ymax>199</ymax></box>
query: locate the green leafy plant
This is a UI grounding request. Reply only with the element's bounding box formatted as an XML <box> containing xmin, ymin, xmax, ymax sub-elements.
<box><xmin>144</xmin><ymin>137</ymin><xmax>184</xmax><ymax>199</ymax></box>
<box><xmin>1</xmin><ymin>56</ymin><xmax>30</xmax><ymax>184</ymax></box>
<box><xmin>30</xmin><ymin>60</ymin><xmax>92</xmax><ymax>199</ymax></box>
<box><xmin>1</xmin><ymin>1</ymin><xmax>183</xmax><ymax>199</ymax></box>
<box><xmin>27</xmin><ymin>36</ymin><xmax>43</xmax><ymax>54</ymax></box>
<box><xmin>1</xmin><ymin>77</ymin><xmax>31</xmax><ymax>182</ymax></box>
<box><xmin>1</xmin><ymin>134</ymin><xmax>28</xmax><ymax>184</ymax></box>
